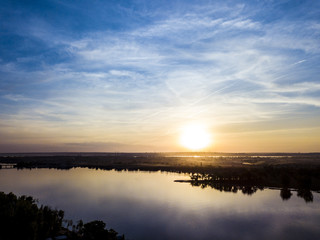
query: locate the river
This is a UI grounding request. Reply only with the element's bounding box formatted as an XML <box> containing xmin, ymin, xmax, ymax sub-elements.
<box><xmin>0</xmin><ymin>168</ymin><xmax>319</xmax><ymax>240</ymax></box>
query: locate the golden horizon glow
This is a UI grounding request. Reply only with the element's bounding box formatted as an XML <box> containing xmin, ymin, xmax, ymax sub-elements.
<box><xmin>179</xmin><ymin>124</ymin><xmax>212</xmax><ymax>151</ymax></box>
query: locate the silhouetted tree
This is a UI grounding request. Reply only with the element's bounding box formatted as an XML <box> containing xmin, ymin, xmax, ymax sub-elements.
<box><xmin>0</xmin><ymin>192</ymin><xmax>124</xmax><ymax>240</ymax></box>
<box><xmin>0</xmin><ymin>192</ymin><xmax>64</xmax><ymax>240</ymax></box>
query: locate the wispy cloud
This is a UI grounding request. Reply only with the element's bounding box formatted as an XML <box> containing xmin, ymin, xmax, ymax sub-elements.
<box><xmin>0</xmin><ymin>0</ymin><xmax>319</xmax><ymax>151</ymax></box>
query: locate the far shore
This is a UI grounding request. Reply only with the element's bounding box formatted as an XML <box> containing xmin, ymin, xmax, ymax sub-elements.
<box><xmin>1</xmin><ymin>152</ymin><xmax>320</xmax><ymax>171</ymax></box>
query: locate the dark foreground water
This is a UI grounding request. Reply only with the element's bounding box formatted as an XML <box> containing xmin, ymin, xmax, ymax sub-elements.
<box><xmin>0</xmin><ymin>168</ymin><xmax>319</xmax><ymax>240</ymax></box>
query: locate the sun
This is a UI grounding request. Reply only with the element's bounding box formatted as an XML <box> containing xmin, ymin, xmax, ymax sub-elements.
<box><xmin>179</xmin><ymin>124</ymin><xmax>211</xmax><ymax>151</ymax></box>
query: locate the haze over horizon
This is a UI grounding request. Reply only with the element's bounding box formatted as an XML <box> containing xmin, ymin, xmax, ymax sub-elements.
<box><xmin>1</xmin><ymin>0</ymin><xmax>320</xmax><ymax>153</ymax></box>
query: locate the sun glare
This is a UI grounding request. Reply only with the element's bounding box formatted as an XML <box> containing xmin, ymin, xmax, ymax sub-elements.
<box><xmin>180</xmin><ymin>124</ymin><xmax>211</xmax><ymax>150</ymax></box>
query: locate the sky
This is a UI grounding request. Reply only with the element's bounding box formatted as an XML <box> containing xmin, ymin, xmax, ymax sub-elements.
<box><xmin>0</xmin><ymin>0</ymin><xmax>319</xmax><ymax>152</ymax></box>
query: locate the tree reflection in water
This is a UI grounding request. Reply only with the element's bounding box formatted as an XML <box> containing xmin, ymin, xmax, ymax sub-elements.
<box><xmin>297</xmin><ymin>189</ymin><xmax>313</xmax><ymax>202</ymax></box>
<box><xmin>280</xmin><ymin>188</ymin><xmax>292</xmax><ymax>200</ymax></box>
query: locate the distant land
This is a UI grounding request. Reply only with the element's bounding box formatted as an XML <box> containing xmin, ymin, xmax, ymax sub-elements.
<box><xmin>1</xmin><ymin>152</ymin><xmax>320</xmax><ymax>169</ymax></box>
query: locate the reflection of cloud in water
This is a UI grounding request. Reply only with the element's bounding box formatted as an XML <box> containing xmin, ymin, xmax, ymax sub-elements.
<box><xmin>0</xmin><ymin>168</ymin><xmax>319</xmax><ymax>240</ymax></box>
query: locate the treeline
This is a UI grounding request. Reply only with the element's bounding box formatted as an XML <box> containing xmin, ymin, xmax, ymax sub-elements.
<box><xmin>0</xmin><ymin>192</ymin><xmax>124</xmax><ymax>240</ymax></box>
<box><xmin>1</xmin><ymin>153</ymin><xmax>320</xmax><ymax>172</ymax></box>
<box><xmin>176</xmin><ymin>166</ymin><xmax>320</xmax><ymax>202</ymax></box>
<box><xmin>187</xmin><ymin>166</ymin><xmax>320</xmax><ymax>189</ymax></box>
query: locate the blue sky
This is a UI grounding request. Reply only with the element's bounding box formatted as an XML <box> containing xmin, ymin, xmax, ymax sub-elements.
<box><xmin>0</xmin><ymin>0</ymin><xmax>319</xmax><ymax>152</ymax></box>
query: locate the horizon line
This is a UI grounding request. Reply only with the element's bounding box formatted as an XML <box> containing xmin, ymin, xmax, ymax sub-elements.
<box><xmin>1</xmin><ymin>151</ymin><xmax>319</xmax><ymax>155</ymax></box>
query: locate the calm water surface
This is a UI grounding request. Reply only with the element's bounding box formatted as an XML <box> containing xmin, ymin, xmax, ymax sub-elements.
<box><xmin>0</xmin><ymin>168</ymin><xmax>320</xmax><ymax>240</ymax></box>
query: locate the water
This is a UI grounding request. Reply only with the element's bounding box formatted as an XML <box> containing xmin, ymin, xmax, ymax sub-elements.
<box><xmin>0</xmin><ymin>168</ymin><xmax>320</xmax><ymax>240</ymax></box>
